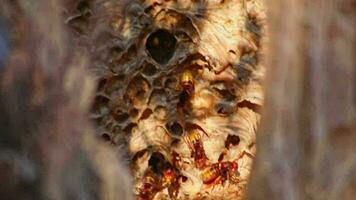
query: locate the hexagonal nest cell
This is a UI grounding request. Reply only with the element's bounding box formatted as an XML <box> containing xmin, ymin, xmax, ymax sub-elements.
<box><xmin>66</xmin><ymin>0</ymin><xmax>266</xmax><ymax>199</ymax></box>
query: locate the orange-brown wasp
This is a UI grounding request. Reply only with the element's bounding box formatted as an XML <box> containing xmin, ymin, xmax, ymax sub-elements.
<box><xmin>183</xmin><ymin>123</ymin><xmax>209</xmax><ymax>169</ymax></box>
<box><xmin>200</xmin><ymin>150</ymin><xmax>253</xmax><ymax>186</ymax></box>
<box><xmin>180</xmin><ymin>70</ymin><xmax>194</xmax><ymax>93</ymax></box>
<box><xmin>138</xmin><ymin>152</ymin><xmax>181</xmax><ymax>200</ymax></box>
<box><xmin>201</xmin><ymin>161</ymin><xmax>238</xmax><ymax>185</ymax></box>
<box><xmin>162</xmin><ymin>168</ymin><xmax>180</xmax><ymax>199</ymax></box>
<box><xmin>177</xmin><ymin>70</ymin><xmax>194</xmax><ymax>107</ymax></box>
<box><xmin>138</xmin><ymin>169</ymin><xmax>181</xmax><ymax>200</ymax></box>
<box><xmin>138</xmin><ymin>171</ymin><xmax>161</xmax><ymax>200</ymax></box>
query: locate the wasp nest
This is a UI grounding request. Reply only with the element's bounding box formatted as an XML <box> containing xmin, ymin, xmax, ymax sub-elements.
<box><xmin>66</xmin><ymin>0</ymin><xmax>266</xmax><ymax>199</ymax></box>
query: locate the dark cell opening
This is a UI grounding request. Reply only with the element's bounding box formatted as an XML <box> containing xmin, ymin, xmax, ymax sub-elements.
<box><xmin>96</xmin><ymin>78</ymin><xmax>107</xmax><ymax>91</ymax></box>
<box><xmin>123</xmin><ymin>123</ymin><xmax>137</xmax><ymax>134</ymax></box>
<box><xmin>178</xmin><ymin>90</ymin><xmax>190</xmax><ymax>107</ymax></box>
<box><xmin>225</xmin><ymin>135</ymin><xmax>240</xmax><ymax>149</ymax></box>
<box><xmin>213</xmin><ymin>88</ymin><xmax>236</xmax><ymax>101</ymax></box>
<box><xmin>109</xmin><ymin>46</ymin><xmax>123</xmax><ymax>60</ymax></box>
<box><xmin>139</xmin><ymin>108</ymin><xmax>153</xmax><ymax>121</ymax></box>
<box><xmin>148</xmin><ymin>152</ymin><xmax>168</xmax><ymax>175</ymax></box>
<box><xmin>112</xmin><ymin>110</ymin><xmax>130</xmax><ymax>123</ymax></box>
<box><xmin>101</xmin><ymin>133</ymin><xmax>111</xmax><ymax>142</ymax></box>
<box><xmin>129</xmin><ymin>108</ymin><xmax>139</xmax><ymax>118</ymax></box>
<box><xmin>215</xmin><ymin>102</ymin><xmax>235</xmax><ymax>116</ymax></box>
<box><xmin>142</xmin><ymin>63</ymin><xmax>158</xmax><ymax>76</ymax></box>
<box><xmin>181</xmin><ymin>176</ymin><xmax>188</xmax><ymax>182</ymax></box>
<box><xmin>91</xmin><ymin>95</ymin><xmax>109</xmax><ymax>114</ymax></box>
<box><xmin>237</xmin><ymin>100</ymin><xmax>262</xmax><ymax>113</ymax></box>
<box><xmin>164</xmin><ymin>77</ymin><xmax>178</xmax><ymax>90</ymax></box>
<box><xmin>67</xmin><ymin>15</ymin><xmax>89</xmax><ymax>35</ymax></box>
<box><xmin>77</xmin><ymin>1</ymin><xmax>91</xmax><ymax>17</ymax></box>
<box><xmin>167</xmin><ymin>122</ymin><xmax>183</xmax><ymax>137</ymax></box>
<box><xmin>146</xmin><ymin>29</ymin><xmax>176</xmax><ymax>64</ymax></box>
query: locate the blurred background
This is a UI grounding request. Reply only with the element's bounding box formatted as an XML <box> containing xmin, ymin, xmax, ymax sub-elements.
<box><xmin>248</xmin><ymin>0</ymin><xmax>356</xmax><ymax>199</ymax></box>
